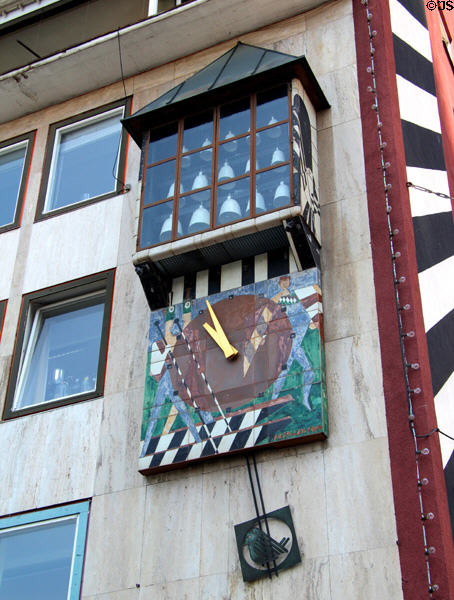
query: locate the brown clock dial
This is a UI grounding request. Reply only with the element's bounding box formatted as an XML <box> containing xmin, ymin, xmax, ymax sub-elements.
<box><xmin>170</xmin><ymin>294</ymin><xmax>292</xmax><ymax>412</ymax></box>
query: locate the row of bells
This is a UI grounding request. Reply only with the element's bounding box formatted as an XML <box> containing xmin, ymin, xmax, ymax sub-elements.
<box><xmin>167</xmin><ymin>147</ymin><xmax>286</xmax><ymax>197</ymax></box>
<box><xmin>179</xmin><ymin>116</ymin><xmax>284</xmax><ymax>162</ymax></box>
<box><xmin>159</xmin><ymin>180</ymin><xmax>290</xmax><ymax>241</ymax></box>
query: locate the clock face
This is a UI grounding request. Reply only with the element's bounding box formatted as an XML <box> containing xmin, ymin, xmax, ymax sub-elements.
<box><xmin>139</xmin><ymin>268</ymin><xmax>327</xmax><ymax>474</ymax></box>
<box><xmin>171</xmin><ymin>294</ymin><xmax>292</xmax><ymax>413</ymax></box>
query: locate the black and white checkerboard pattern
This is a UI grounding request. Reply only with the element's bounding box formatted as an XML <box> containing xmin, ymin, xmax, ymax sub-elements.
<box><xmin>139</xmin><ymin>401</ymin><xmax>291</xmax><ymax>472</ymax></box>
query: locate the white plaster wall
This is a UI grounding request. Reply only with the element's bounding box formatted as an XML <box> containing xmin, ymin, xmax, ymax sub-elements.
<box><xmin>0</xmin><ymin>2</ymin><xmax>404</xmax><ymax>600</ymax></box>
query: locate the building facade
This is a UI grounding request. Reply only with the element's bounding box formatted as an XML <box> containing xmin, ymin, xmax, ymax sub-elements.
<box><xmin>0</xmin><ymin>0</ymin><xmax>453</xmax><ymax>599</ymax></box>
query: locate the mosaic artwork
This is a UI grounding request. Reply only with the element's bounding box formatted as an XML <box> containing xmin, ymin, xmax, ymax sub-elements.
<box><xmin>139</xmin><ymin>269</ymin><xmax>327</xmax><ymax>473</ymax></box>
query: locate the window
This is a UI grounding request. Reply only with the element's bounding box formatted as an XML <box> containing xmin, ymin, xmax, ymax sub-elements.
<box><xmin>36</xmin><ymin>98</ymin><xmax>131</xmax><ymax>219</ymax></box>
<box><xmin>139</xmin><ymin>84</ymin><xmax>292</xmax><ymax>249</ymax></box>
<box><xmin>0</xmin><ymin>501</ymin><xmax>89</xmax><ymax>600</ymax></box>
<box><xmin>0</xmin><ymin>131</ymin><xmax>34</xmax><ymax>232</ymax></box>
<box><xmin>3</xmin><ymin>270</ymin><xmax>114</xmax><ymax>419</ymax></box>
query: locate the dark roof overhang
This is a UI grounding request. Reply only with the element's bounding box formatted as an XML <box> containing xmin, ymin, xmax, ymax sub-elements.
<box><xmin>122</xmin><ymin>41</ymin><xmax>329</xmax><ymax>146</ymax></box>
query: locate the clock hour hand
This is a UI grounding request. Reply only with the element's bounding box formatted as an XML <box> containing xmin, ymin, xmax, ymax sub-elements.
<box><xmin>203</xmin><ymin>300</ymin><xmax>238</xmax><ymax>360</ymax></box>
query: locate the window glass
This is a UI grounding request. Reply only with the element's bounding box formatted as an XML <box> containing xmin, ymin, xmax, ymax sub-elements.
<box><xmin>0</xmin><ymin>518</ymin><xmax>77</xmax><ymax>600</ymax></box>
<box><xmin>256</xmin><ymin>123</ymin><xmax>289</xmax><ymax>170</ymax></box>
<box><xmin>15</xmin><ymin>300</ymin><xmax>104</xmax><ymax>410</ymax></box>
<box><xmin>141</xmin><ymin>199</ymin><xmax>175</xmax><ymax>246</ymax></box>
<box><xmin>256</xmin><ymin>85</ymin><xmax>288</xmax><ymax>129</ymax></box>
<box><xmin>256</xmin><ymin>164</ymin><xmax>291</xmax><ymax>211</ymax></box>
<box><xmin>183</xmin><ymin>112</ymin><xmax>213</xmax><ymax>153</ymax></box>
<box><xmin>148</xmin><ymin>123</ymin><xmax>178</xmax><ymax>164</ymax></box>
<box><xmin>45</xmin><ymin>108</ymin><xmax>124</xmax><ymax>212</ymax></box>
<box><xmin>144</xmin><ymin>160</ymin><xmax>177</xmax><ymax>205</ymax></box>
<box><xmin>0</xmin><ymin>142</ymin><xmax>27</xmax><ymax>227</ymax></box>
<box><xmin>0</xmin><ymin>502</ymin><xmax>89</xmax><ymax>600</ymax></box>
<box><xmin>219</xmin><ymin>97</ymin><xmax>250</xmax><ymax>141</ymax></box>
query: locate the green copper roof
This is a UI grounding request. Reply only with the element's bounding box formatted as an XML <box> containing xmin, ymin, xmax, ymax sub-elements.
<box><xmin>123</xmin><ymin>42</ymin><xmax>328</xmax><ymax>145</ymax></box>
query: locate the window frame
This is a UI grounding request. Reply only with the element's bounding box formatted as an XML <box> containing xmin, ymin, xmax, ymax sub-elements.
<box><xmin>36</xmin><ymin>98</ymin><xmax>131</xmax><ymax>221</ymax></box>
<box><xmin>138</xmin><ymin>83</ymin><xmax>294</xmax><ymax>250</ymax></box>
<box><xmin>0</xmin><ymin>500</ymin><xmax>90</xmax><ymax>600</ymax></box>
<box><xmin>3</xmin><ymin>270</ymin><xmax>115</xmax><ymax>420</ymax></box>
<box><xmin>0</xmin><ymin>131</ymin><xmax>35</xmax><ymax>233</ymax></box>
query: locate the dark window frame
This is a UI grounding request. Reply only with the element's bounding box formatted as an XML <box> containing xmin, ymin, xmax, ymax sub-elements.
<box><xmin>0</xmin><ymin>130</ymin><xmax>35</xmax><ymax>234</ymax></box>
<box><xmin>35</xmin><ymin>97</ymin><xmax>132</xmax><ymax>222</ymax></box>
<box><xmin>138</xmin><ymin>83</ymin><xmax>294</xmax><ymax>251</ymax></box>
<box><xmin>3</xmin><ymin>270</ymin><xmax>115</xmax><ymax>420</ymax></box>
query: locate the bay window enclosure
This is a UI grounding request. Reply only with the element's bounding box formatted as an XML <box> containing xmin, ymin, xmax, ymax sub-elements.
<box><xmin>36</xmin><ymin>98</ymin><xmax>131</xmax><ymax>219</ymax></box>
<box><xmin>3</xmin><ymin>271</ymin><xmax>114</xmax><ymax>419</ymax></box>
<box><xmin>0</xmin><ymin>501</ymin><xmax>89</xmax><ymax>600</ymax></box>
<box><xmin>0</xmin><ymin>131</ymin><xmax>34</xmax><ymax>232</ymax></box>
<box><xmin>139</xmin><ymin>84</ymin><xmax>292</xmax><ymax>249</ymax></box>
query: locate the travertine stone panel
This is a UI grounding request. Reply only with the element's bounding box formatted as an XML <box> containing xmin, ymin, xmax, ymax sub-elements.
<box><xmin>199</xmin><ymin>470</ymin><xmax>230</xmax><ymax>577</ymax></box>
<box><xmin>0</xmin><ymin>228</ymin><xmax>19</xmax><ymax>299</ymax></box>
<box><xmin>305</xmin><ymin>0</ymin><xmax>353</xmax><ymax>28</ymax></box>
<box><xmin>23</xmin><ymin>196</ymin><xmax>123</xmax><ymax>293</ymax></box>
<box><xmin>305</xmin><ymin>14</ymin><xmax>356</xmax><ymax>76</ymax></box>
<box><xmin>320</xmin><ymin>192</ymin><xmax>372</xmax><ymax>270</ymax></box>
<box><xmin>329</xmin><ymin>546</ymin><xmax>404</xmax><ymax>600</ymax></box>
<box><xmin>324</xmin><ymin>438</ymin><xmax>398</xmax><ymax>555</ymax></box>
<box><xmin>317</xmin><ymin>64</ymin><xmax>361</xmax><ymax>131</ymax></box>
<box><xmin>141</xmin><ymin>476</ymin><xmax>203</xmax><ymax>586</ymax></box>
<box><xmin>0</xmin><ymin>399</ymin><xmax>103</xmax><ymax>514</ymax></box>
<box><xmin>83</xmin><ymin>588</ymin><xmax>140</xmax><ymax>600</ymax></box>
<box><xmin>317</xmin><ymin>118</ymin><xmax>367</xmax><ymax>206</ymax></box>
<box><xmin>110</xmin><ymin>263</ymin><xmax>149</xmax><ymax>332</ymax></box>
<box><xmin>228</xmin><ymin>556</ymin><xmax>330</xmax><ymax>600</ymax></box>
<box><xmin>323</xmin><ymin>258</ymin><xmax>379</xmax><ymax>342</ymax></box>
<box><xmin>259</xmin><ymin>452</ymin><xmax>329</xmax><ymax>560</ymax></box>
<box><xmin>325</xmin><ymin>332</ymin><xmax>388</xmax><ymax>446</ymax></box>
<box><xmin>94</xmin><ymin>389</ymin><xmax>144</xmax><ymax>496</ymax></box>
<box><xmin>199</xmin><ymin>573</ymin><xmax>230</xmax><ymax>600</ymax></box>
<box><xmin>139</xmin><ymin>577</ymin><xmax>200</xmax><ymax>600</ymax></box>
<box><xmin>82</xmin><ymin>486</ymin><xmax>146</xmax><ymax>596</ymax></box>
<box><xmin>104</xmin><ymin>316</ymin><xmax>148</xmax><ymax>396</ymax></box>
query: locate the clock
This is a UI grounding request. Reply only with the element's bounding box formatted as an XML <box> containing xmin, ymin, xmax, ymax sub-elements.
<box><xmin>139</xmin><ymin>268</ymin><xmax>327</xmax><ymax>474</ymax></box>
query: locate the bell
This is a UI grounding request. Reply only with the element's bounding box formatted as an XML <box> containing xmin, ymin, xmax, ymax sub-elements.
<box><xmin>267</xmin><ymin>116</ymin><xmax>281</xmax><ymax>138</ymax></box>
<box><xmin>188</xmin><ymin>203</ymin><xmax>210</xmax><ymax>233</ymax></box>
<box><xmin>219</xmin><ymin>194</ymin><xmax>242</xmax><ymax>224</ymax></box>
<box><xmin>256</xmin><ymin>189</ymin><xmax>266</xmax><ymax>212</ymax></box>
<box><xmin>223</xmin><ymin>130</ymin><xmax>237</xmax><ymax>152</ymax></box>
<box><xmin>160</xmin><ymin>213</ymin><xmax>182</xmax><ymax>241</ymax></box>
<box><xmin>273</xmin><ymin>180</ymin><xmax>290</xmax><ymax>205</ymax></box>
<box><xmin>244</xmin><ymin>158</ymin><xmax>259</xmax><ymax>174</ymax></box>
<box><xmin>246</xmin><ymin>188</ymin><xmax>266</xmax><ymax>214</ymax></box>
<box><xmin>192</xmin><ymin>170</ymin><xmax>208</xmax><ymax>190</ymax></box>
<box><xmin>167</xmin><ymin>181</ymin><xmax>184</xmax><ymax>197</ymax></box>
<box><xmin>218</xmin><ymin>161</ymin><xmax>235</xmax><ymax>189</ymax></box>
<box><xmin>201</xmin><ymin>137</ymin><xmax>212</xmax><ymax>162</ymax></box>
<box><xmin>271</xmin><ymin>146</ymin><xmax>285</xmax><ymax>165</ymax></box>
<box><xmin>181</xmin><ymin>146</ymin><xmax>191</xmax><ymax>168</ymax></box>
<box><xmin>218</xmin><ymin>161</ymin><xmax>235</xmax><ymax>181</ymax></box>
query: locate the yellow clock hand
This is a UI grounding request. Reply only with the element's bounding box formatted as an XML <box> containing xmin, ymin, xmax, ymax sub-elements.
<box><xmin>203</xmin><ymin>300</ymin><xmax>238</xmax><ymax>360</ymax></box>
